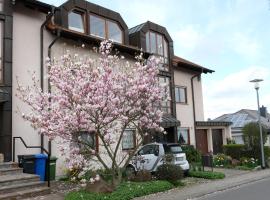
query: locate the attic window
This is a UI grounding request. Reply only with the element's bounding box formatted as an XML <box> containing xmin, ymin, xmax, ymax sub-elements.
<box><xmin>68</xmin><ymin>11</ymin><xmax>85</xmax><ymax>33</ymax></box>
<box><xmin>0</xmin><ymin>0</ymin><xmax>3</xmax><ymax>11</ymax></box>
<box><xmin>89</xmin><ymin>14</ymin><xmax>123</xmax><ymax>43</ymax></box>
<box><xmin>146</xmin><ymin>31</ymin><xmax>169</xmax><ymax>71</ymax></box>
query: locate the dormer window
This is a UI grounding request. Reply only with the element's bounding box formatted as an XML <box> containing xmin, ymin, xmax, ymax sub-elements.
<box><xmin>68</xmin><ymin>10</ymin><xmax>85</xmax><ymax>33</ymax></box>
<box><xmin>89</xmin><ymin>14</ymin><xmax>123</xmax><ymax>43</ymax></box>
<box><xmin>89</xmin><ymin>14</ymin><xmax>105</xmax><ymax>38</ymax></box>
<box><xmin>146</xmin><ymin>31</ymin><xmax>169</xmax><ymax>71</ymax></box>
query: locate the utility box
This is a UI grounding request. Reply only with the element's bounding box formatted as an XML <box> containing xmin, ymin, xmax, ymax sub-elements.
<box><xmin>201</xmin><ymin>154</ymin><xmax>213</xmax><ymax>171</ymax></box>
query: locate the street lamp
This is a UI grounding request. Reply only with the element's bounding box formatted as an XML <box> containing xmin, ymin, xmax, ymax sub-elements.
<box><xmin>250</xmin><ymin>79</ymin><xmax>265</xmax><ymax>169</ymax></box>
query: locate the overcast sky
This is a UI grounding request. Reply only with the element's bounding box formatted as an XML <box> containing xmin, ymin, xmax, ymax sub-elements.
<box><xmin>41</xmin><ymin>0</ymin><xmax>270</xmax><ymax>119</ymax></box>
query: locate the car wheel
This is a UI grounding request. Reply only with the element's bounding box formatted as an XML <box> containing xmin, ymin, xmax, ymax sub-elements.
<box><xmin>125</xmin><ymin>166</ymin><xmax>136</xmax><ymax>178</ymax></box>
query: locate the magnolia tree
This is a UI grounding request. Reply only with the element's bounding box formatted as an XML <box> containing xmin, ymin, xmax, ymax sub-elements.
<box><xmin>16</xmin><ymin>40</ymin><xmax>167</xmax><ymax>186</ymax></box>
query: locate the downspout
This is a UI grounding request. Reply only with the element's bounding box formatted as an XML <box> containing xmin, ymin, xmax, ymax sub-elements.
<box><xmin>191</xmin><ymin>71</ymin><xmax>202</xmax><ymax>142</ymax></box>
<box><xmin>40</xmin><ymin>6</ymin><xmax>55</xmax><ymax>153</ymax></box>
<box><xmin>47</xmin><ymin>29</ymin><xmax>61</xmax><ymax>154</ymax></box>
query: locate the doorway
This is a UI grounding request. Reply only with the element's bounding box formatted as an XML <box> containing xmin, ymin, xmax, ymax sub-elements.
<box><xmin>212</xmin><ymin>129</ymin><xmax>223</xmax><ymax>154</ymax></box>
<box><xmin>195</xmin><ymin>129</ymin><xmax>208</xmax><ymax>154</ymax></box>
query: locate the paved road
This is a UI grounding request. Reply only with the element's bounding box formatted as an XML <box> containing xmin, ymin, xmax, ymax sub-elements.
<box><xmin>196</xmin><ymin>177</ymin><xmax>270</xmax><ymax>200</ymax></box>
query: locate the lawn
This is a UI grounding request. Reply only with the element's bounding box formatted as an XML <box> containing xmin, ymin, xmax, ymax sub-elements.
<box><xmin>65</xmin><ymin>181</ymin><xmax>175</xmax><ymax>200</ymax></box>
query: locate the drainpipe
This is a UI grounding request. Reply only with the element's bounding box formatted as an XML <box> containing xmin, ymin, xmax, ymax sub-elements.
<box><xmin>47</xmin><ymin>29</ymin><xmax>61</xmax><ymax>154</ymax></box>
<box><xmin>40</xmin><ymin>6</ymin><xmax>55</xmax><ymax>154</ymax></box>
<box><xmin>191</xmin><ymin>72</ymin><xmax>202</xmax><ymax>142</ymax></box>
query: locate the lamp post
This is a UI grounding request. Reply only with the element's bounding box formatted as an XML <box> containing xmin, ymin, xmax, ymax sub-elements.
<box><xmin>250</xmin><ymin>79</ymin><xmax>265</xmax><ymax>169</ymax></box>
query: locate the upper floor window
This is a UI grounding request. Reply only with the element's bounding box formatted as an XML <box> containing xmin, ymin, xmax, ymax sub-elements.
<box><xmin>175</xmin><ymin>86</ymin><xmax>187</xmax><ymax>104</ymax></box>
<box><xmin>0</xmin><ymin>21</ymin><xmax>3</xmax><ymax>84</ymax></box>
<box><xmin>146</xmin><ymin>31</ymin><xmax>169</xmax><ymax>71</ymax></box>
<box><xmin>0</xmin><ymin>0</ymin><xmax>3</xmax><ymax>11</ymax></box>
<box><xmin>68</xmin><ymin>11</ymin><xmax>85</xmax><ymax>33</ymax></box>
<box><xmin>89</xmin><ymin>14</ymin><xmax>123</xmax><ymax>43</ymax></box>
<box><xmin>158</xmin><ymin>76</ymin><xmax>171</xmax><ymax>114</ymax></box>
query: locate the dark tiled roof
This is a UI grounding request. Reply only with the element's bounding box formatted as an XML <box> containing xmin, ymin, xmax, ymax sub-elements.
<box><xmin>173</xmin><ymin>56</ymin><xmax>214</xmax><ymax>74</ymax></box>
<box><xmin>128</xmin><ymin>23</ymin><xmax>146</xmax><ymax>35</ymax></box>
<box><xmin>196</xmin><ymin>121</ymin><xmax>232</xmax><ymax>127</ymax></box>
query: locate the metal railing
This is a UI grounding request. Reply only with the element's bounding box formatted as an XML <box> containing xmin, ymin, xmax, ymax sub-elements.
<box><xmin>12</xmin><ymin>137</ymin><xmax>51</xmax><ymax>187</ymax></box>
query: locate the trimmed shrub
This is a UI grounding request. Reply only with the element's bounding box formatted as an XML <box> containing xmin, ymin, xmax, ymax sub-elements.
<box><xmin>188</xmin><ymin>171</ymin><xmax>225</xmax><ymax>179</ymax></box>
<box><xmin>156</xmin><ymin>164</ymin><xmax>183</xmax><ymax>185</ymax></box>
<box><xmin>181</xmin><ymin>145</ymin><xmax>202</xmax><ymax>163</ymax></box>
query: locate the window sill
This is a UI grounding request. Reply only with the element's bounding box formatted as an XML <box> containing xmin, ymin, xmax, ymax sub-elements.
<box><xmin>176</xmin><ymin>102</ymin><xmax>188</xmax><ymax>105</ymax></box>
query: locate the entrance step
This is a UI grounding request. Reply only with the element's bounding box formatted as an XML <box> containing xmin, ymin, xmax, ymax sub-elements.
<box><xmin>0</xmin><ymin>162</ymin><xmax>18</xmax><ymax>169</ymax></box>
<box><xmin>0</xmin><ymin>186</ymin><xmax>50</xmax><ymax>200</ymax></box>
<box><xmin>0</xmin><ymin>167</ymin><xmax>23</xmax><ymax>175</ymax></box>
<box><xmin>0</xmin><ymin>162</ymin><xmax>50</xmax><ymax>199</ymax></box>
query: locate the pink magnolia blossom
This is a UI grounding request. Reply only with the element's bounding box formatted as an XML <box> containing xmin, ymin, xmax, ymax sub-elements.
<box><xmin>16</xmin><ymin>40</ymin><xmax>168</xmax><ymax>185</ymax></box>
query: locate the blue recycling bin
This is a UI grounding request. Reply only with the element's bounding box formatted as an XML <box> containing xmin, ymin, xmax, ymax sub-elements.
<box><xmin>34</xmin><ymin>154</ymin><xmax>48</xmax><ymax>181</ymax></box>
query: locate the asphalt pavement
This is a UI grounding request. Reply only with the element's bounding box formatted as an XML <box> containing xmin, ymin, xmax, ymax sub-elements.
<box><xmin>197</xmin><ymin>176</ymin><xmax>270</xmax><ymax>200</ymax></box>
<box><xmin>135</xmin><ymin>169</ymin><xmax>270</xmax><ymax>200</ymax></box>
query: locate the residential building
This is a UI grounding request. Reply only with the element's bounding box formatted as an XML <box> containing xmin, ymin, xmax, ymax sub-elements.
<box><xmin>0</xmin><ymin>0</ymin><xmax>231</xmax><ymax>176</ymax></box>
<box><xmin>214</xmin><ymin>106</ymin><xmax>270</xmax><ymax>145</ymax></box>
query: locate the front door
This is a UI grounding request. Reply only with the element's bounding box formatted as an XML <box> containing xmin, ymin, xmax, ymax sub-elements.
<box><xmin>195</xmin><ymin>129</ymin><xmax>208</xmax><ymax>154</ymax></box>
<box><xmin>212</xmin><ymin>129</ymin><xmax>223</xmax><ymax>154</ymax></box>
<box><xmin>0</xmin><ymin>104</ymin><xmax>12</xmax><ymax>161</ymax></box>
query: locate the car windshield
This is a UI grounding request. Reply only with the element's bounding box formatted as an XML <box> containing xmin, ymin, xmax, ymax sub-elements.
<box><xmin>170</xmin><ymin>146</ymin><xmax>182</xmax><ymax>153</ymax></box>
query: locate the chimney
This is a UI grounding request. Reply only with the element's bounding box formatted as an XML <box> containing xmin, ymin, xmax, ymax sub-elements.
<box><xmin>260</xmin><ymin>105</ymin><xmax>267</xmax><ymax>118</ymax></box>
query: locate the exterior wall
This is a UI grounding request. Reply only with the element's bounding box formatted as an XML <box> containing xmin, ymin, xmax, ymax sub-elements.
<box><xmin>12</xmin><ymin>3</ymin><xmax>138</xmax><ymax>176</ymax></box>
<box><xmin>12</xmin><ymin>4</ymin><xmax>53</xmax><ymax>159</ymax></box>
<box><xmin>174</xmin><ymin>69</ymin><xmax>204</xmax><ymax>146</ymax></box>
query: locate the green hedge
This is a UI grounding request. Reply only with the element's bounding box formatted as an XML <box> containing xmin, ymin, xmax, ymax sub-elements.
<box><xmin>223</xmin><ymin>144</ymin><xmax>270</xmax><ymax>161</ymax></box>
<box><xmin>188</xmin><ymin>171</ymin><xmax>225</xmax><ymax>179</ymax></box>
<box><xmin>65</xmin><ymin>181</ymin><xmax>174</xmax><ymax>200</ymax></box>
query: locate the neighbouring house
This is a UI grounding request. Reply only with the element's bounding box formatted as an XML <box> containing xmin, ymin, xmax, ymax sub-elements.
<box><xmin>172</xmin><ymin>56</ymin><xmax>232</xmax><ymax>155</ymax></box>
<box><xmin>0</xmin><ymin>0</ymin><xmax>231</xmax><ymax>176</ymax></box>
<box><xmin>213</xmin><ymin>106</ymin><xmax>270</xmax><ymax>146</ymax></box>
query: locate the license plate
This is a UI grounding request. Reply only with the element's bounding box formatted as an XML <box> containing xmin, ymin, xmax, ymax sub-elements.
<box><xmin>176</xmin><ymin>157</ymin><xmax>183</xmax><ymax>161</ymax></box>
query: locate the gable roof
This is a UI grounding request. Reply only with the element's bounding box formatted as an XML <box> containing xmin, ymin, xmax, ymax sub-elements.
<box><xmin>173</xmin><ymin>56</ymin><xmax>214</xmax><ymax>74</ymax></box>
<box><xmin>213</xmin><ymin>109</ymin><xmax>270</xmax><ymax>129</ymax></box>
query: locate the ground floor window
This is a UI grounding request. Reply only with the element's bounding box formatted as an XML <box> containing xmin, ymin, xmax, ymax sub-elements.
<box><xmin>232</xmin><ymin>135</ymin><xmax>244</xmax><ymax>144</ymax></box>
<box><xmin>122</xmin><ymin>129</ymin><xmax>136</xmax><ymax>150</ymax></box>
<box><xmin>177</xmin><ymin>127</ymin><xmax>190</xmax><ymax>144</ymax></box>
<box><xmin>72</xmin><ymin>131</ymin><xmax>98</xmax><ymax>153</ymax></box>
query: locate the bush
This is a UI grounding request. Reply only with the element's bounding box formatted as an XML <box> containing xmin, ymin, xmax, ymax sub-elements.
<box><xmin>156</xmin><ymin>164</ymin><xmax>183</xmax><ymax>185</ymax></box>
<box><xmin>223</xmin><ymin>144</ymin><xmax>246</xmax><ymax>160</ymax></box>
<box><xmin>188</xmin><ymin>171</ymin><xmax>225</xmax><ymax>179</ymax></box>
<box><xmin>213</xmin><ymin>154</ymin><xmax>231</xmax><ymax>167</ymax></box>
<box><xmin>181</xmin><ymin>145</ymin><xmax>201</xmax><ymax>163</ymax></box>
<box><xmin>65</xmin><ymin>181</ymin><xmax>174</xmax><ymax>200</ymax></box>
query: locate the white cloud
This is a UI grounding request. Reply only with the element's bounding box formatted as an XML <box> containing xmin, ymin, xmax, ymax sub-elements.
<box><xmin>229</xmin><ymin>33</ymin><xmax>261</xmax><ymax>59</ymax></box>
<box><xmin>203</xmin><ymin>66</ymin><xmax>270</xmax><ymax>119</ymax></box>
<box><xmin>172</xmin><ymin>25</ymin><xmax>202</xmax><ymax>50</ymax></box>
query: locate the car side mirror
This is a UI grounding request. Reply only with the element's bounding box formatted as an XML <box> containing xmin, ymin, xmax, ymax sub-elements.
<box><xmin>154</xmin><ymin>150</ymin><xmax>159</xmax><ymax>157</ymax></box>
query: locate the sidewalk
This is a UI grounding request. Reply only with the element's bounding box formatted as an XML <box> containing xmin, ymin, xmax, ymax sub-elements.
<box><xmin>134</xmin><ymin>169</ymin><xmax>270</xmax><ymax>200</ymax></box>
